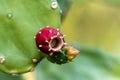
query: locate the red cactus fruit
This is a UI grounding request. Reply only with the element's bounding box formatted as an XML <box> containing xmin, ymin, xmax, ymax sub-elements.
<box><xmin>35</xmin><ymin>27</ymin><xmax>66</xmax><ymax>55</ymax></box>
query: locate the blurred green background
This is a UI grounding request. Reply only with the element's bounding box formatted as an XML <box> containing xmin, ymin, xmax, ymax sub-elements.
<box><xmin>1</xmin><ymin>0</ymin><xmax>120</xmax><ymax>80</ymax></box>
<box><xmin>61</xmin><ymin>0</ymin><xmax>120</xmax><ymax>54</ymax></box>
<box><xmin>34</xmin><ymin>0</ymin><xmax>120</xmax><ymax>80</ymax></box>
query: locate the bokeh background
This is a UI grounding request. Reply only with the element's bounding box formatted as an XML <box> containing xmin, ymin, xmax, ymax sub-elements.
<box><xmin>61</xmin><ymin>0</ymin><xmax>120</xmax><ymax>54</ymax></box>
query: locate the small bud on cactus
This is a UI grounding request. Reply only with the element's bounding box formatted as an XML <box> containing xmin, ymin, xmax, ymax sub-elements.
<box><xmin>65</xmin><ymin>46</ymin><xmax>80</xmax><ymax>61</ymax></box>
<box><xmin>35</xmin><ymin>27</ymin><xmax>65</xmax><ymax>54</ymax></box>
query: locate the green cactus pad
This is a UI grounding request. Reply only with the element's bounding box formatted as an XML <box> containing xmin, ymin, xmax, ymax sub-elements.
<box><xmin>0</xmin><ymin>0</ymin><xmax>61</xmax><ymax>74</ymax></box>
<box><xmin>47</xmin><ymin>48</ymin><xmax>68</xmax><ymax>64</ymax></box>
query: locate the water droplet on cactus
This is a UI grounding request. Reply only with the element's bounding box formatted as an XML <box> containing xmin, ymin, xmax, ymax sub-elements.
<box><xmin>51</xmin><ymin>1</ymin><xmax>58</xmax><ymax>9</ymax></box>
<box><xmin>7</xmin><ymin>13</ymin><xmax>13</xmax><ymax>19</ymax></box>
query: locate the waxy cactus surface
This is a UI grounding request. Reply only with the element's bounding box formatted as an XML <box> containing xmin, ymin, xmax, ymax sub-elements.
<box><xmin>0</xmin><ymin>0</ymin><xmax>60</xmax><ymax>74</ymax></box>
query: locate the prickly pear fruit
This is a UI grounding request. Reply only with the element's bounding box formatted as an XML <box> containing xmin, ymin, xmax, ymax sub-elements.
<box><xmin>0</xmin><ymin>0</ymin><xmax>60</xmax><ymax>74</ymax></box>
<box><xmin>35</xmin><ymin>27</ymin><xmax>66</xmax><ymax>54</ymax></box>
<box><xmin>47</xmin><ymin>48</ymin><xmax>68</xmax><ymax>64</ymax></box>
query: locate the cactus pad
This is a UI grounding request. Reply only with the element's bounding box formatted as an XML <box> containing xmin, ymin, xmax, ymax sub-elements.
<box><xmin>0</xmin><ymin>0</ymin><xmax>60</xmax><ymax>74</ymax></box>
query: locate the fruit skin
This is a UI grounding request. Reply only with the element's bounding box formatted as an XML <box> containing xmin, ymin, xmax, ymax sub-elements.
<box><xmin>35</xmin><ymin>27</ymin><xmax>65</xmax><ymax>54</ymax></box>
<box><xmin>0</xmin><ymin>0</ymin><xmax>60</xmax><ymax>74</ymax></box>
<box><xmin>47</xmin><ymin>48</ymin><xmax>68</xmax><ymax>65</ymax></box>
